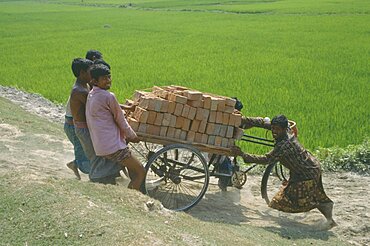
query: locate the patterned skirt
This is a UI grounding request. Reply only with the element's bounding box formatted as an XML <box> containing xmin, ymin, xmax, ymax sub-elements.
<box><xmin>269</xmin><ymin>176</ymin><xmax>332</xmax><ymax>213</ymax></box>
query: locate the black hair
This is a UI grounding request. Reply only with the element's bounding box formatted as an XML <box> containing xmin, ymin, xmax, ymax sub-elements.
<box><xmin>271</xmin><ymin>115</ymin><xmax>289</xmax><ymax>129</ymax></box>
<box><xmin>90</xmin><ymin>64</ymin><xmax>110</xmax><ymax>80</ymax></box>
<box><xmin>232</xmin><ymin>97</ymin><xmax>244</xmax><ymax>111</ymax></box>
<box><xmin>94</xmin><ymin>59</ymin><xmax>111</xmax><ymax>69</ymax></box>
<box><xmin>85</xmin><ymin>50</ymin><xmax>103</xmax><ymax>61</ymax></box>
<box><xmin>71</xmin><ymin>58</ymin><xmax>93</xmax><ymax>78</ymax></box>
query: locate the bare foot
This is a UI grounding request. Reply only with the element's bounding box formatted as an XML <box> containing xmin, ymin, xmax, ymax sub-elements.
<box><xmin>66</xmin><ymin>161</ymin><xmax>81</xmax><ymax>180</ymax></box>
<box><xmin>317</xmin><ymin>219</ymin><xmax>338</xmax><ymax>231</ymax></box>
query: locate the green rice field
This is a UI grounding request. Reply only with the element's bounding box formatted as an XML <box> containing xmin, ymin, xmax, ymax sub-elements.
<box><xmin>0</xmin><ymin>0</ymin><xmax>369</xmax><ymax>151</ymax></box>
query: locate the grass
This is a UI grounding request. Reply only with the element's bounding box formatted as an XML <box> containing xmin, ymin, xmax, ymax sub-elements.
<box><xmin>0</xmin><ymin>0</ymin><xmax>369</xmax><ymax>151</ymax></box>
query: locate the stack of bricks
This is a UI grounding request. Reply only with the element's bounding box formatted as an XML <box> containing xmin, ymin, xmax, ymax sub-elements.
<box><xmin>127</xmin><ymin>85</ymin><xmax>244</xmax><ymax>148</ymax></box>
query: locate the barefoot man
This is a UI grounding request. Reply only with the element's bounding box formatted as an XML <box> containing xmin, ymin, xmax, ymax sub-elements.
<box><xmin>232</xmin><ymin>115</ymin><xmax>336</xmax><ymax>229</ymax></box>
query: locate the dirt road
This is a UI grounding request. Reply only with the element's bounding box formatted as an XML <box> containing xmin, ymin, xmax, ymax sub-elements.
<box><xmin>0</xmin><ymin>86</ymin><xmax>369</xmax><ymax>245</ymax></box>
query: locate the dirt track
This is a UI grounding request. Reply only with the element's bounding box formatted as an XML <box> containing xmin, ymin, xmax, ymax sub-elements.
<box><xmin>1</xmin><ymin>86</ymin><xmax>369</xmax><ymax>245</ymax></box>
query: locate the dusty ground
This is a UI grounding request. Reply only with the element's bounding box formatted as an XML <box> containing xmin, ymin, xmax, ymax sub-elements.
<box><xmin>0</xmin><ymin>86</ymin><xmax>369</xmax><ymax>246</ymax></box>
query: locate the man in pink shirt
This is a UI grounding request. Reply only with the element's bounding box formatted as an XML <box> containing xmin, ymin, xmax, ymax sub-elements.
<box><xmin>86</xmin><ymin>64</ymin><xmax>145</xmax><ymax>191</ymax></box>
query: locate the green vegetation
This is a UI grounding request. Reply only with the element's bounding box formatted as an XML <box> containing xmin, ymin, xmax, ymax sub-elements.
<box><xmin>0</xmin><ymin>0</ymin><xmax>369</xmax><ymax>150</ymax></box>
<box><xmin>316</xmin><ymin>138</ymin><xmax>370</xmax><ymax>174</ymax></box>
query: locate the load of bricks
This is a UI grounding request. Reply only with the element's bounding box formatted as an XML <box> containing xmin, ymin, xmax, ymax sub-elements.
<box><xmin>127</xmin><ymin>85</ymin><xmax>244</xmax><ymax>149</ymax></box>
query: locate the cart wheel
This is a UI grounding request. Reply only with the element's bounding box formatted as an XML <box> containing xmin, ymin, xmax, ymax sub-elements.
<box><xmin>129</xmin><ymin>142</ymin><xmax>162</xmax><ymax>163</ymax></box>
<box><xmin>261</xmin><ymin>162</ymin><xmax>289</xmax><ymax>205</ymax></box>
<box><xmin>144</xmin><ymin>144</ymin><xmax>209</xmax><ymax>211</ymax></box>
<box><xmin>231</xmin><ymin>171</ymin><xmax>247</xmax><ymax>189</ymax></box>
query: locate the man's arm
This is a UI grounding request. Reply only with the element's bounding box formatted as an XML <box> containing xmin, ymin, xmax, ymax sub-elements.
<box><xmin>240</xmin><ymin>117</ymin><xmax>271</xmax><ymax>130</ymax></box>
<box><xmin>231</xmin><ymin>145</ymin><xmax>282</xmax><ymax>165</ymax></box>
<box><xmin>108</xmin><ymin>93</ymin><xmax>138</xmax><ymax>141</ymax></box>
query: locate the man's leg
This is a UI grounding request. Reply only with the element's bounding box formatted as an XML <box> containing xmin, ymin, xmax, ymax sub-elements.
<box><xmin>317</xmin><ymin>201</ymin><xmax>337</xmax><ymax>228</ymax></box>
<box><xmin>120</xmin><ymin>155</ymin><xmax>146</xmax><ymax>191</ymax></box>
<box><xmin>64</xmin><ymin>123</ymin><xmax>81</xmax><ymax>180</ymax></box>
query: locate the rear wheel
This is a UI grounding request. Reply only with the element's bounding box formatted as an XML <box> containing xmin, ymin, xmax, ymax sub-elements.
<box><xmin>144</xmin><ymin>144</ymin><xmax>209</xmax><ymax>211</ymax></box>
<box><xmin>261</xmin><ymin>162</ymin><xmax>289</xmax><ymax>204</ymax></box>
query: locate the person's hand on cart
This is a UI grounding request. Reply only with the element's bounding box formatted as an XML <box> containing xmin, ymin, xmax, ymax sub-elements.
<box><xmin>126</xmin><ymin>136</ymin><xmax>140</xmax><ymax>144</ymax></box>
<box><xmin>231</xmin><ymin>146</ymin><xmax>254</xmax><ymax>163</ymax></box>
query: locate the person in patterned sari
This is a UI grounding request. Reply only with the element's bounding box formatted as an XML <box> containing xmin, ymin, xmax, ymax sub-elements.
<box><xmin>232</xmin><ymin>115</ymin><xmax>336</xmax><ymax>229</ymax></box>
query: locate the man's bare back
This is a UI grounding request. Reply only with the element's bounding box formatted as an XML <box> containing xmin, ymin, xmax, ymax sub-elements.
<box><xmin>70</xmin><ymin>80</ymin><xmax>90</xmax><ymax>123</ymax></box>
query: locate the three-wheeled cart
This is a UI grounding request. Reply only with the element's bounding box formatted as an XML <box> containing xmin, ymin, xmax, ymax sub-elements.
<box><xmin>130</xmin><ymin>120</ymin><xmax>296</xmax><ymax>211</ymax></box>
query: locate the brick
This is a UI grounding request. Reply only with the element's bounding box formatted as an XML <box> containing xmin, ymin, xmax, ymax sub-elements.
<box><xmin>128</xmin><ymin>117</ymin><xmax>139</xmax><ymax>131</ymax></box>
<box><xmin>224</xmin><ymin>105</ymin><xmax>234</xmax><ymax>114</ymax></box>
<box><xmin>138</xmin><ymin>123</ymin><xmax>147</xmax><ymax>133</ymax></box>
<box><xmin>215</xmin><ymin>136</ymin><xmax>222</xmax><ymax>146</ymax></box>
<box><xmin>203</xmin><ymin>95</ymin><xmax>212</xmax><ymax>109</ymax></box>
<box><xmin>234</xmin><ymin>114</ymin><xmax>242</xmax><ymax>127</ymax></box>
<box><xmin>221</xmin><ymin>138</ymin><xmax>229</xmax><ymax>148</ymax></box>
<box><xmin>147</xmin><ymin>111</ymin><xmax>157</xmax><ymax>124</ymax></box>
<box><xmin>169</xmin><ymin>93</ymin><xmax>187</xmax><ymax>104</ymax></box>
<box><xmin>152</xmin><ymin>86</ymin><xmax>168</xmax><ymax>99</ymax></box>
<box><xmin>183</xmin><ymin>90</ymin><xmax>203</xmax><ymax>101</ymax></box>
<box><xmin>174</xmin><ymin>129</ymin><xmax>182</xmax><ymax>139</ymax></box>
<box><xmin>174</xmin><ymin>103</ymin><xmax>183</xmax><ymax>116</ymax></box>
<box><xmin>195</xmin><ymin>108</ymin><xmax>204</xmax><ymax>121</ymax></box>
<box><xmin>225</xmin><ymin>97</ymin><xmax>236</xmax><ymax>107</ymax></box>
<box><xmin>133</xmin><ymin>90</ymin><xmax>147</xmax><ymax>102</ymax></box>
<box><xmin>162</xmin><ymin>113</ymin><xmax>171</xmax><ymax>126</ymax></box>
<box><xmin>209</xmin><ymin>111</ymin><xmax>216</xmax><ymax>123</ymax></box>
<box><xmin>175</xmin><ymin>117</ymin><xmax>185</xmax><ymax>129</ymax></box>
<box><xmin>217</xmin><ymin>100</ymin><xmax>226</xmax><ymax>111</ymax></box>
<box><xmin>228</xmin><ymin>138</ymin><xmax>235</xmax><ymax>147</ymax></box>
<box><xmin>187</xmin><ymin>131</ymin><xmax>196</xmax><ymax>142</ymax></box>
<box><xmin>201</xmin><ymin>134</ymin><xmax>208</xmax><ymax>144</ymax></box>
<box><xmin>167</xmin><ymin>127</ymin><xmax>175</xmax><ymax>138</ymax></box>
<box><xmin>188</xmin><ymin>106</ymin><xmax>197</xmax><ymax>120</ymax></box>
<box><xmin>210</xmin><ymin>98</ymin><xmax>219</xmax><ymax>111</ymax></box>
<box><xmin>188</xmin><ymin>100</ymin><xmax>203</xmax><ymax>108</ymax></box>
<box><xmin>147</xmin><ymin>125</ymin><xmax>161</xmax><ymax>136</ymax></box>
<box><xmin>208</xmin><ymin>135</ymin><xmax>216</xmax><ymax>145</ymax></box>
<box><xmin>198</xmin><ymin>120</ymin><xmax>207</xmax><ymax>133</ymax></box>
<box><xmin>180</xmin><ymin>130</ymin><xmax>187</xmax><ymax>140</ymax></box>
<box><xmin>195</xmin><ymin>133</ymin><xmax>203</xmax><ymax>143</ymax></box>
<box><xmin>214</xmin><ymin>124</ymin><xmax>222</xmax><ymax>135</ymax></box>
<box><xmin>190</xmin><ymin>120</ymin><xmax>200</xmax><ymax>132</ymax></box>
<box><xmin>169</xmin><ymin>115</ymin><xmax>177</xmax><ymax>127</ymax></box>
<box><xmin>133</xmin><ymin>107</ymin><xmax>148</xmax><ymax>123</ymax></box>
<box><xmin>219</xmin><ymin>125</ymin><xmax>227</xmax><ymax>137</ymax></box>
<box><xmin>181</xmin><ymin>104</ymin><xmax>190</xmax><ymax>118</ymax></box>
<box><xmin>206</xmin><ymin>123</ymin><xmax>215</xmax><ymax>135</ymax></box>
<box><xmin>195</xmin><ymin>108</ymin><xmax>209</xmax><ymax>121</ymax></box>
<box><xmin>222</xmin><ymin>113</ymin><xmax>230</xmax><ymax>125</ymax></box>
<box><xmin>226</xmin><ymin>126</ymin><xmax>234</xmax><ymax>138</ymax></box>
<box><xmin>138</xmin><ymin>97</ymin><xmax>150</xmax><ymax>109</ymax></box>
<box><xmin>168</xmin><ymin>101</ymin><xmax>176</xmax><ymax>114</ymax></box>
<box><xmin>228</xmin><ymin>113</ymin><xmax>235</xmax><ymax>126</ymax></box>
<box><xmin>154</xmin><ymin>113</ymin><xmax>164</xmax><ymax>126</ymax></box>
<box><xmin>153</xmin><ymin>98</ymin><xmax>162</xmax><ymax>112</ymax></box>
<box><xmin>160</xmin><ymin>100</ymin><xmax>169</xmax><ymax>112</ymax></box>
<box><xmin>216</xmin><ymin>112</ymin><xmax>223</xmax><ymax>124</ymax></box>
<box><xmin>233</xmin><ymin>127</ymin><xmax>244</xmax><ymax>140</ymax></box>
<box><xmin>160</xmin><ymin>126</ymin><xmax>168</xmax><ymax>137</ymax></box>
<box><xmin>176</xmin><ymin>94</ymin><xmax>188</xmax><ymax>104</ymax></box>
<box><xmin>181</xmin><ymin>118</ymin><xmax>191</xmax><ymax>131</ymax></box>
<box><xmin>167</xmin><ymin>93</ymin><xmax>176</xmax><ymax>102</ymax></box>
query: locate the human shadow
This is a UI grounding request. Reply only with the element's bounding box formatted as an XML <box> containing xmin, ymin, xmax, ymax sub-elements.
<box><xmin>187</xmin><ymin>185</ymin><xmax>249</xmax><ymax>225</ymax></box>
<box><xmin>254</xmin><ymin>208</ymin><xmax>336</xmax><ymax>241</ymax></box>
<box><xmin>187</xmin><ymin>184</ymin><xmax>336</xmax><ymax>241</ymax></box>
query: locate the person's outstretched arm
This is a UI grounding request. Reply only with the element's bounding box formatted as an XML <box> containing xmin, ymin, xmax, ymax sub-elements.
<box><xmin>108</xmin><ymin>93</ymin><xmax>138</xmax><ymax>142</ymax></box>
<box><xmin>240</xmin><ymin>116</ymin><xmax>271</xmax><ymax>130</ymax></box>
